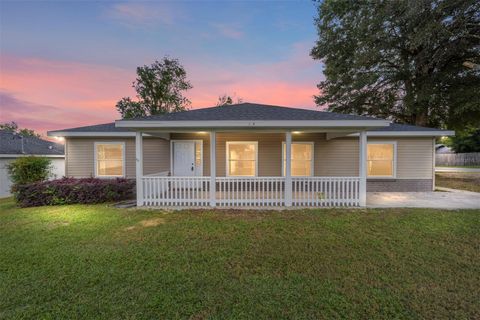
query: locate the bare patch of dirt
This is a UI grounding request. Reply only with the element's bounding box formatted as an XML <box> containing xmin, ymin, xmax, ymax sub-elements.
<box><xmin>140</xmin><ymin>217</ymin><xmax>165</xmax><ymax>227</ymax></box>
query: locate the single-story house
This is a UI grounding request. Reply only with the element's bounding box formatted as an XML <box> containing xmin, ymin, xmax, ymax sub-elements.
<box><xmin>48</xmin><ymin>103</ymin><xmax>454</xmax><ymax>208</ymax></box>
<box><xmin>0</xmin><ymin>130</ymin><xmax>65</xmax><ymax>198</ymax></box>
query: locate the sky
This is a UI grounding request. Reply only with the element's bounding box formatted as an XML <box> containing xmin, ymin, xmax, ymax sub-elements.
<box><xmin>0</xmin><ymin>0</ymin><xmax>324</xmax><ymax>136</ymax></box>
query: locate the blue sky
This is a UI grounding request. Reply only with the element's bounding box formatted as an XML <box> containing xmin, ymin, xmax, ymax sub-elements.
<box><xmin>0</xmin><ymin>1</ymin><xmax>324</xmax><ymax>134</ymax></box>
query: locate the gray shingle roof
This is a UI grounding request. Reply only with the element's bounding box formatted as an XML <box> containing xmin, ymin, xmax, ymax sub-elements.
<box><xmin>126</xmin><ymin>103</ymin><xmax>384</xmax><ymax>121</ymax></box>
<box><xmin>51</xmin><ymin>122</ymin><xmax>130</xmax><ymax>133</ymax></box>
<box><xmin>48</xmin><ymin>103</ymin><xmax>449</xmax><ymax>134</ymax></box>
<box><xmin>372</xmin><ymin>123</ymin><xmax>449</xmax><ymax>132</ymax></box>
<box><xmin>0</xmin><ymin>130</ymin><xmax>64</xmax><ymax>155</ymax></box>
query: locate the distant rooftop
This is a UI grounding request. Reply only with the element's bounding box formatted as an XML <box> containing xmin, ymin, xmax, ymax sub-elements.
<box><xmin>0</xmin><ymin>130</ymin><xmax>64</xmax><ymax>155</ymax></box>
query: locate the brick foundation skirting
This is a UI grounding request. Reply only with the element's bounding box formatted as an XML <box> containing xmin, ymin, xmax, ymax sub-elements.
<box><xmin>367</xmin><ymin>179</ymin><xmax>433</xmax><ymax>192</ymax></box>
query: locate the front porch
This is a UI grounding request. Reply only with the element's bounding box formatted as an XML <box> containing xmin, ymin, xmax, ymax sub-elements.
<box><xmin>141</xmin><ymin>175</ymin><xmax>361</xmax><ymax>207</ymax></box>
<box><xmin>133</xmin><ymin>130</ymin><xmax>369</xmax><ymax>208</ymax></box>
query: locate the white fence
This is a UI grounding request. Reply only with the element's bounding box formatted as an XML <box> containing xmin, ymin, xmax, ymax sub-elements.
<box><xmin>141</xmin><ymin>176</ymin><xmax>360</xmax><ymax>207</ymax></box>
<box><xmin>292</xmin><ymin>177</ymin><xmax>360</xmax><ymax>207</ymax></box>
<box><xmin>436</xmin><ymin>152</ymin><xmax>480</xmax><ymax>166</ymax></box>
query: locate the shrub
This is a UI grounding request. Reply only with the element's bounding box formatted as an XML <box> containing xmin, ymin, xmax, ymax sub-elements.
<box><xmin>14</xmin><ymin>178</ymin><xmax>135</xmax><ymax>207</ymax></box>
<box><xmin>7</xmin><ymin>156</ymin><xmax>52</xmax><ymax>186</ymax></box>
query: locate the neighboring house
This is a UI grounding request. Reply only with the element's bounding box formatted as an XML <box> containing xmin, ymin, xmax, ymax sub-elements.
<box><xmin>435</xmin><ymin>144</ymin><xmax>453</xmax><ymax>154</ymax></box>
<box><xmin>0</xmin><ymin>130</ymin><xmax>65</xmax><ymax>197</ymax></box>
<box><xmin>48</xmin><ymin>103</ymin><xmax>454</xmax><ymax>208</ymax></box>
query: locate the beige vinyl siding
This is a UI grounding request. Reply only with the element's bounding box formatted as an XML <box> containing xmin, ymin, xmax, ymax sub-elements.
<box><xmin>65</xmin><ymin>137</ymin><xmax>169</xmax><ymax>178</ymax></box>
<box><xmin>65</xmin><ymin>134</ymin><xmax>433</xmax><ymax>180</ymax></box>
<box><xmin>369</xmin><ymin>137</ymin><xmax>433</xmax><ymax>179</ymax></box>
<box><xmin>315</xmin><ymin>137</ymin><xmax>359</xmax><ymax>176</ymax></box>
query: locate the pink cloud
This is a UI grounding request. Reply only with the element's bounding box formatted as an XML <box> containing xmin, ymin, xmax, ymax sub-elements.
<box><xmin>0</xmin><ymin>42</ymin><xmax>323</xmax><ymax>136</ymax></box>
<box><xmin>106</xmin><ymin>2</ymin><xmax>182</xmax><ymax>28</ymax></box>
<box><xmin>0</xmin><ymin>55</ymin><xmax>135</xmax><ymax>135</ymax></box>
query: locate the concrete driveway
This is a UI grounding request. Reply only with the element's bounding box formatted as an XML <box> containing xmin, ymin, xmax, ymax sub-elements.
<box><xmin>436</xmin><ymin>167</ymin><xmax>480</xmax><ymax>173</ymax></box>
<box><xmin>367</xmin><ymin>189</ymin><xmax>480</xmax><ymax>209</ymax></box>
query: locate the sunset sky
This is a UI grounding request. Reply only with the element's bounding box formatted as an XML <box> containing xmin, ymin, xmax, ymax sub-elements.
<box><xmin>0</xmin><ymin>1</ymin><xmax>324</xmax><ymax>136</ymax></box>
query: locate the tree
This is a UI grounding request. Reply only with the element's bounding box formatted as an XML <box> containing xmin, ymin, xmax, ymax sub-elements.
<box><xmin>0</xmin><ymin>121</ymin><xmax>40</xmax><ymax>137</ymax></box>
<box><xmin>116</xmin><ymin>57</ymin><xmax>193</xmax><ymax>119</ymax></box>
<box><xmin>215</xmin><ymin>94</ymin><xmax>243</xmax><ymax>106</ymax></box>
<box><xmin>448</xmin><ymin>126</ymin><xmax>480</xmax><ymax>152</ymax></box>
<box><xmin>311</xmin><ymin>0</ymin><xmax>480</xmax><ymax>130</ymax></box>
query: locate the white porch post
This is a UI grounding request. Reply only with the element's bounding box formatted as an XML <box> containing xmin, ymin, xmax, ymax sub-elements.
<box><xmin>209</xmin><ymin>131</ymin><xmax>216</xmax><ymax>207</ymax></box>
<box><xmin>285</xmin><ymin>131</ymin><xmax>292</xmax><ymax>206</ymax></box>
<box><xmin>359</xmin><ymin>131</ymin><xmax>367</xmax><ymax>207</ymax></box>
<box><xmin>135</xmin><ymin>131</ymin><xmax>144</xmax><ymax>207</ymax></box>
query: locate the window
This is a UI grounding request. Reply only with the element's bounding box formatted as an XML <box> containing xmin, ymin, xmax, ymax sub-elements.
<box><xmin>226</xmin><ymin>142</ymin><xmax>257</xmax><ymax>176</ymax></box>
<box><xmin>367</xmin><ymin>142</ymin><xmax>396</xmax><ymax>178</ymax></box>
<box><xmin>95</xmin><ymin>142</ymin><xmax>125</xmax><ymax>177</ymax></box>
<box><xmin>282</xmin><ymin>142</ymin><xmax>313</xmax><ymax>176</ymax></box>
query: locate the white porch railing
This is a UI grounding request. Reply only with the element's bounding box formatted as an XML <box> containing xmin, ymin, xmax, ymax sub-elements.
<box><xmin>292</xmin><ymin>177</ymin><xmax>360</xmax><ymax>207</ymax></box>
<box><xmin>142</xmin><ymin>176</ymin><xmax>211</xmax><ymax>206</ymax></box>
<box><xmin>216</xmin><ymin>177</ymin><xmax>285</xmax><ymax>207</ymax></box>
<box><xmin>140</xmin><ymin>176</ymin><xmax>360</xmax><ymax>207</ymax></box>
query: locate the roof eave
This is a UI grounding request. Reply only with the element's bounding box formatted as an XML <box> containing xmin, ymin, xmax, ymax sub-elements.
<box><xmin>0</xmin><ymin>154</ymin><xmax>64</xmax><ymax>158</ymax></box>
<box><xmin>357</xmin><ymin>130</ymin><xmax>455</xmax><ymax>137</ymax></box>
<box><xmin>114</xmin><ymin>119</ymin><xmax>391</xmax><ymax>129</ymax></box>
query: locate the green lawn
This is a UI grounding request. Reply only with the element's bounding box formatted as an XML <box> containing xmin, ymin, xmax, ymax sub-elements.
<box><xmin>1</xmin><ymin>198</ymin><xmax>479</xmax><ymax>319</ymax></box>
<box><xmin>436</xmin><ymin>165</ymin><xmax>480</xmax><ymax>169</ymax></box>
<box><xmin>436</xmin><ymin>172</ymin><xmax>480</xmax><ymax>192</ymax></box>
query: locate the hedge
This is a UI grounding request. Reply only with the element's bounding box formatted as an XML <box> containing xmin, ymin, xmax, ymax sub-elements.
<box><xmin>14</xmin><ymin>178</ymin><xmax>135</xmax><ymax>207</ymax></box>
<box><xmin>7</xmin><ymin>156</ymin><xmax>52</xmax><ymax>186</ymax></box>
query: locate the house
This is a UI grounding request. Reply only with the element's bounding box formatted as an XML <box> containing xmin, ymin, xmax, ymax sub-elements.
<box><xmin>47</xmin><ymin>103</ymin><xmax>454</xmax><ymax>208</ymax></box>
<box><xmin>435</xmin><ymin>144</ymin><xmax>453</xmax><ymax>154</ymax></box>
<box><xmin>0</xmin><ymin>130</ymin><xmax>65</xmax><ymax>197</ymax></box>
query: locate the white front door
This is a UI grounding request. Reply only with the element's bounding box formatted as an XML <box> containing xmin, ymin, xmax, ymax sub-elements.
<box><xmin>173</xmin><ymin>141</ymin><xmax>196</xmax><ymax>176</ymax></box>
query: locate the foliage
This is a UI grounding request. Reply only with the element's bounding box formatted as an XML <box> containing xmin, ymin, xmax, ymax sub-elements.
<box><xmin>7</xmin><ymin>156</ymin><xmax>52</xmax><ymax>187</ymax></box>
<box><xmin>449</xmin><ymin>127</ymin><xmax>480</xmax><ymax>152</ymax></box>
<box><xmin>13</xmin><ymin>178</ymin><xmax>135</xmax><ymax>207</ymax></box>
<box><xmin>311</xmin><ymin>0</ymin><xmax>480</xmax><ymax>129</ymax></box>
<box><xmin>0</xmin><ymin>121</ymin><xmax>40</xmax><ymax>137</ymax></box>
<box><xmin>116</xmin><ymin>57</ymin><xmax>193</xmax><ymax>119</ymax></box>
<box><xmin>1</xmin><ymin>198</ymin><xmax>479</xmax><ymax>318</ymax></box>
<box><xmin>216</xmin><ymin>94</ymin><xmax>243</xmax><ymax>106</ymax></box>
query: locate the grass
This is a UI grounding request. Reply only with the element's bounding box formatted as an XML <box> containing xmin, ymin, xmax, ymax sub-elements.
<box><xmin>1</xmin><ymin>198</ymin><xmax>479</xmax><ymax>319</ymax></box>
<box><xmin>435</xmin><ymin>172</ymin><xmax>480</xmax><ymax>192</ymax></box>
<box><xmin>436</xmin><ymin>165</ymin><xmax>480</xmax><ymax>168</ymax></box>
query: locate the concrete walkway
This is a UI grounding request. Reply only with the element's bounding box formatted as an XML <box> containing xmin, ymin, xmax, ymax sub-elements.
<box><xmin>367</xmin><ymin>189</ymin><xmax>480</xmax><ymax>209</ymax></box>
<box><xmin>435</xmin><ymin>167</ymin><xmax>480</xmax><ymax>173</ymax></box>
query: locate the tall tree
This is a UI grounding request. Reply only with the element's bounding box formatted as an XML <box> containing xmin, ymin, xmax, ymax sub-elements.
<box><xmin>215</xmin><ymin>94</ymin><xmax>243</xmax><ymax>106</ymax></box>
<box><xmin>0</xmin><ymin>121</ymin><xmax>40</xmax><ymax>137</ymax></box>
<box><xmin>311</xmin><ymin>0</ymin><xmax>480</xmax><ymax>130</ymax></box>
<box><xmin>116</xmin><ymin>57</ymin><xmax>193</xmax><ymax>119</ymax></box>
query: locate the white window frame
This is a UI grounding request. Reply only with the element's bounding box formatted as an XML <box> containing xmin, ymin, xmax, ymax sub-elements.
<box><xmin>282</xmin><ymin>141</ymin><xmax>314</xmax><ymax>177</ymax></box>
<box><xmin>94</xmin><ymin>141</ymin><xmax>126</xmax><ymax>178</ymax></box>
<box><xmin>170</xmin><ymin>140</ymin><xmax>203</xmax><ymax>176</ymax></box>
<box><xmin>226</xmin><ymin>141</ymin><xmax>258</xmax><ymax>177</ymax></box>
<box><xmin>367</xmin><ymin>141</ymin><xmax>397</xmax><ymax>179</ymax></box>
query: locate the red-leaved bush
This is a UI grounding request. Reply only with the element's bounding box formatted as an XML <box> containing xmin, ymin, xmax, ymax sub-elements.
<box><xmin>14</xmin><ymin>178</ymin><xmax>135</xmax><ymax>207</ymax></box>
